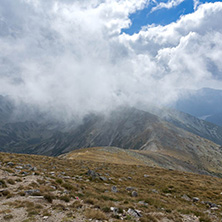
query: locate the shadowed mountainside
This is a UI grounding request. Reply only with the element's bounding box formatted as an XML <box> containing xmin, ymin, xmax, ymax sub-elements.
<box><xmin>1</xmin><ymin>96</ymin><xmax>222</xmax><ymax>176</ymax></box>
<box><xmin>175</xmin><ymin>88</ymin><xmax>222</xmax><ymax>126</ymax></box>
<box><xmin>153</xmin><ymin>107</ymin><xmax>222</xmax><ymax>147</ymax></box>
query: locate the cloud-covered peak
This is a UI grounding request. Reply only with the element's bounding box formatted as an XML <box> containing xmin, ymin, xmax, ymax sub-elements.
<box><xmin>0</xmin><ymin>0</ymin><xmax>221</xmax><ymax>120</ymax></box>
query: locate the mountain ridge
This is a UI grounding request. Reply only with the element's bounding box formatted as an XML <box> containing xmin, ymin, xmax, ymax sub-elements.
<box><xmin>1</xmin><ymin>97</ymin><xmax>222</xmax><ymax>176</ymax></box>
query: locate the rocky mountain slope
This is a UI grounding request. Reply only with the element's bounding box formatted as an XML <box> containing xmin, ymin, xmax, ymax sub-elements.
<box><xmin>175</xmin><ymin>88</ymin><xmax>222</xmax><ymax>126</ymax></box>
<box><xmin>1</xmin><ymin>151</ymin><xmax>222</xmax><ymax>222</ymax></box>
<box><xmin>1</xmin><ymin>96</ymin><xmax>222</xmax><ymax>176</ymax></box>
<box><xmin>152</xmin><ymin>107</ymin><xmax>222</xmax><ymax>146</ymax></box>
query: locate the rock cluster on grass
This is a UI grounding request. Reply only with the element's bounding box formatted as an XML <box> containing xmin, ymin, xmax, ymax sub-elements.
<box><xmin>1</xmin><ymin>152</ymin><xmax>222</xmax><ymax>221</ymax></box>
<box><xmin>87</xmin><ymin>169</ymin><xmax>107</xmax><ymax>181</ymax></box>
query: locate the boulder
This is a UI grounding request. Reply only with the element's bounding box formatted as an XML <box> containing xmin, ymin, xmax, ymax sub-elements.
<box><xmin>25</xmin><ymin>189</ymin><xmax>40</xmax><ymax>195</ymax></box>
<box><xmin>181</xmin><ymin>194</ymin><xmax>191</xmax><ymax>201</ymax></box>
<box><xmin>132</xmin><ymin>191</ymin><xmax>138</xmax><ymax>197</ymax></box>
<box><xmin>138</xmin><ymin>201</ymin><xmax>148</xmax><ymax>206</ymax></box>
<box><xmin>7</xmin><ymin>162</ymin><xmax>14</xmax><ymax>167</ymax></box>
<box><xmin>111</xmin><ymin>186</ymin><xmax>118</xmax><ymax>193</ymax></box>
<box><xmin>127</xmin><ymin>208</ymin><xmax>142</xmax><ymax>217</ymax></box>
<box><xmin>87</xmin><ymin>169</ymin><xmax>99</xmax><ymax>180</ymax></box>
<box><xmin>126</xmin><ymin>187</ymin><xmax>135</xmax><ymax>191</ymax></box>
<box><xmin>100</xmin><ymin>176</ymin><xmax>107</xmax><ymax>181</ymax></box>
<box><xmin>110</xmin><ymin>207</ymin><xmax>118</xmax><ymax>215</ymax></box>
<box><xmin>192</xmin><ymin>197</ymin><xmax>199</xmax><ymax>202</ymax></box>
<box><xmin>204</xmin><ymin>201</ymin><xmax>218</xmax><ymax>208</ymax></box>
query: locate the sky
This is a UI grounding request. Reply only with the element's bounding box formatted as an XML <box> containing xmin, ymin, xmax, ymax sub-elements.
<box><xmin>0</xmin><ymin>0</ymin><xmax>222</xmax><ymax>119</ymax></box>
<box><xmin>122</xmin><ymin>0</ymin><xmax>221</xmax><ymax>34</ymax></box>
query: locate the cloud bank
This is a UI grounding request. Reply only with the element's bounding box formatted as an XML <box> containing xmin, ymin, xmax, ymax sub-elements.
<box><xmin>0</xmin><ymin>0</ymin><xmax>222</xmax><ymax>119</ymax></box>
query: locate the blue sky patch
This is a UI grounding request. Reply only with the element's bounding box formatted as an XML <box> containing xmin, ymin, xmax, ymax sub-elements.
<box><xmin>122</xmin><ymin>0</ymin><xmax>222</xmax><ymax>35</ymax></box>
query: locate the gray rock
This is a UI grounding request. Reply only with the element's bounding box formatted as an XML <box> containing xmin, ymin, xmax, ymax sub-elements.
<box><xmin>144</xmin><ymin>174</ymin><xmax>149</xmax><ymax>178</ymax></box>
<box><xmin>25</xmin><ymin>189</ymin><xmax>40</xmax><ymax>195</ymax></box>
<box><xmin>138</xmin><ymin>201</ymin><xmax>148</xmax><ymax>206</ymax></box>
<box><xmin>76</xmin><ymin>176</ymin><xmax>83</xmax><ymax>179</ymax></box>
<box><xmin>110</xmin><ymin>207</ymin><xmax>118</xmax><ymax>215</ymax></box>
<box><xmin>87</xmin><ymin>169</ymin><xmax>99</xmax><ymax>180</ymax></box>
<box><xmin>50</xmin><ymin>186</ymin><xmax>57</xmax><ymax>190</ymax></box>
<box><xmin>127</xmin><ymin>208</ymin><xmax>142</xmax><ymax>217</ymax></box>
<box><xmin>165</xmin><ymin>193</ymin><xmax>172</xmax><ymax>197</ymax></box>
<box><xmin>7</xmin><ymin>162</ymin><xmax>14</xmax><ymax>167</ymax></box>
<box><xmin>99</xmin><ymin>176</ymin><xmax>107</xmax><ymax>181</ymax></box>
<box><xmin>29</xmin><ymin>196</ymin><xmax>44</xmax><ymax>199</ymax></box>
<box><xmin>24</xmin><ymin>164</ymin><xmax>32</xmax><ymax>168</ymax></box>
<box><xmin>0</xmin><ymin>189</ymin><xmax>8</xmax><ymax>193</ymax></box>
<box><xmin>211</xmin><ymin>207</ymin><xmax>219</xmax><ymax>210</ymax></box>
<box><xmin>192</xmin><ymin>197</ymin><xmax>199</xmax><ymax>202</ymax></box>
<box><xmin>126</xmin><ymin>187</ymin><xmax>135</xmax><ymax>191</ymax></box>
<box><xmin>132</xmin><ymin>191</ymin><xmax>138</xmax><ymax>197</ymax></box>
<box><xmin>111</xmin><ymin>186</ymin><xmax>118</xmax><ymax>193</ymax></box>
<box><xmin>210</xmin><ymin>203</ymin><xmax>218</xmax><ymax>208</ymax></box>
<box><xmin>181</xmin><ymin>194</ymin><xmax>191</xmax><ymax>201</ymax></box>
<box><xmin>151</xmin><ymin>189</ymin><xmax>158</xmax><ymax>193</ymax></box>
<box><xmin>62</xmin><ymin>176</ymin><xmax>71</xmax><ymax>179</ymax></box>
<box><xmin>30</xmin><ymin>167</ymin><xmax>37</xmax><ymax>171</ymax></box>
<box><xmin>204</xmin><ymin>201</ymin><xmax>218</xmax><ymax>208</ymax></box>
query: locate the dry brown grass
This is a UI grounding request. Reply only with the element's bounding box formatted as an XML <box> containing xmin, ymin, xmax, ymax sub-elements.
<box><xmin>1</xmin><ymin>151</ymin><xmax>222</xmax><ymax>221</ymax></box>
<box><xmin>85</xmin><ymin>209</ymin><xmax>108</xmax><ymax>220</ymax></box>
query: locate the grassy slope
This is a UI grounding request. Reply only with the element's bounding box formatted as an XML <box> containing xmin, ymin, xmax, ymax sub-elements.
<box><xmin>1</xmin><ymin>151</ymin><xmax>222</xmax><ymax>221</ymax></box>
<box><xmin>62</xmin><ymin>146</ymin><xmax>222</xmax><ymax>177</ymax></box>
<box><xmin>60</xmin><ymin>147</ymin><xmax>149</xmax><ymax>166</ymax></box>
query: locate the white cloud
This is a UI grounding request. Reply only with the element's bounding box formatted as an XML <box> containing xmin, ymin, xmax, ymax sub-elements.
<box><xmin>121</xmin><ymin>2</ymin><xmax>222</xmax><ymax>92</ymax></box>
<box><xmin>151</xmin><ymin>0</ymin><xmax>185</xmax><ymax>12</ymax></box>
<box><xmin>193</xmin><ymin>0</ymin><xmax>200</xmax><ymax>10</ymax></box>
<box><xmin>0</xmin><ymin>0</ymin><xmax>222</xmax><ymax>119</ymax></box>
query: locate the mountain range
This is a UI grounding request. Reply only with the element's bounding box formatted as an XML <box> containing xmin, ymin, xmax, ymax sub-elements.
<box><xmin>175</xmin><ymin>88</ymin><xmax>222</xmax><ymax>126</ymax></box>
<box><xmin>1</xmin><ymin>95</ymin><xmax>222</xmax><ymax>176</ymax></box>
